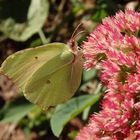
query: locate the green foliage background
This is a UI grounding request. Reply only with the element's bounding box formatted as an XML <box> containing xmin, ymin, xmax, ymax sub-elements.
<box><xmin>0</xmin><ymin>0</ymin><xmax>139</xmax><ymax>140</ymax></box>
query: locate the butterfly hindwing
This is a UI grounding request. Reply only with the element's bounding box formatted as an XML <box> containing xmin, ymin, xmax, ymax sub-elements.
<box><xmin>24</xmin><ymin>48</ymin><xmax>83</xmax><ymax>109</ymax></box>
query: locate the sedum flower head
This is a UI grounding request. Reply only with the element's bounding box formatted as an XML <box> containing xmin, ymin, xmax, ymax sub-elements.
<box><xmin>76</xmin><ymin>10</ymin><xmax>140</xmax><ymax>140</ymax></box>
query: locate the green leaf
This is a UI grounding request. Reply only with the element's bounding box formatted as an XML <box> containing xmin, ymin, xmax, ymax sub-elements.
<box><xmin>83</xmin><ymin>68</ymin><xmax>97</xmax><ymax>82</ymax></box>
<box><xmin>82</xmin><ymin>106</ymin><xmax>90</xmax><ymax>120</ymax></box>
<box><xmin>0</xmin><ymin>0</ymin><xmax>49</xmax><ymax>41</ymax></box>
<box><xmin>0</xmin><ymin>96</ymin><xmax>35</xmax><ymax>123</ymax></box>
<box><xmin>50</xmin><ymin>84</ymin><xmax>102</xmax><ymax>137</ymax></box>
<box><xmin>68</xmin><ymin>130</ymin><xmax>78</xmax><ymax>139</ymax></box>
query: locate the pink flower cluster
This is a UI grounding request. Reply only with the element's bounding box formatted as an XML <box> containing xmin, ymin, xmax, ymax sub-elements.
<box><xmin>76</xmin><ymin>10</ymin><xmax>140</xmax><ymax>140</ymax></box>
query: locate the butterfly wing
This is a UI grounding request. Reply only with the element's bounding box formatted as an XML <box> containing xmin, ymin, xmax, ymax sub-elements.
<box><xmin>68</xmin><ymin>53</ymin><xmax>83</xmax><ymax>96</ymax></box>
<box><xmin>24</xmin><ymin>48</ymin><xmax>83</xmax><ymax>109</ymax></box>
<box><xmin>0</xmin><ymin>43</ymin><xmax>67</xmax><ymax>91</ymax></box>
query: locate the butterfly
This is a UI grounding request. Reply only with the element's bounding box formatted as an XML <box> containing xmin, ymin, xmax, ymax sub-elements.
<box><xmin>0</xmin><ymin>26</ymin><xmax>83</xmax><ymax>110</ymax></box>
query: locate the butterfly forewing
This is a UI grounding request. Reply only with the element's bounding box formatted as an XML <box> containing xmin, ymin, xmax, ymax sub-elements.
<box><xmin>0</xmin><ymin>43</ymin><xmax>67</xmax><ymax>91</ymax></box>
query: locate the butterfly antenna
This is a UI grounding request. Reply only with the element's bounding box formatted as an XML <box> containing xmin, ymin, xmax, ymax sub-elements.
<box><xmin>73</xmin><ymin>30</ymin><xmax>85</xmax><ymax>40</ymax></box>
<box><xmin>71</xmin><ymin>23</ymin><xmax>83</xmax><ymax>39</ymax></box>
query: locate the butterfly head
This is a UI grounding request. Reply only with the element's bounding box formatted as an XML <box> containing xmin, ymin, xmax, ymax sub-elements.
<box><xmin>68</xmin><ymin>23</ymin><xmax>84</xmax><ymax>55</ymax></box>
